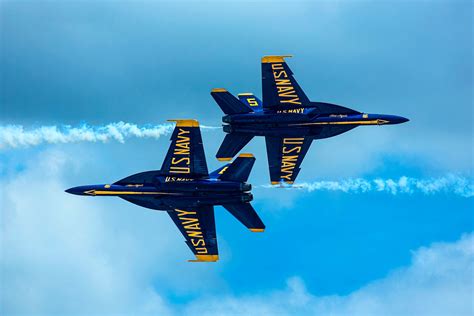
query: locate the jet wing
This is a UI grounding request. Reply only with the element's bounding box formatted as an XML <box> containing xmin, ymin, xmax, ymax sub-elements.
<box><xmin>261</xmin><ymin>55</ymin><xmax>310</xmax><ymax>110</ymax></box>
<box><xmin>167</xmin><ymin>206</ymin><xmax>219</xmax><ymax>262</ymax></box>
<box><xmin>161</xmin><ymin>119</ymin><xmax>208</xmax><ymax>178</ymax></box>
<box><xmin>265</xmin><ymin>136</ymin><xmax>313</xmax><ymax>184</ymax></box>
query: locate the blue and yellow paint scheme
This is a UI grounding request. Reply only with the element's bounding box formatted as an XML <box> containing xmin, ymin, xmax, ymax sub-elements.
<box><xmin>211</xmin><ymin>56</ymin><xmax>409</xmax><ymax>185</ymax></box>
<box><xmin>66</xmin><ymin>120</ymin><xmax>265</xmax><ymax>262</ymax></box>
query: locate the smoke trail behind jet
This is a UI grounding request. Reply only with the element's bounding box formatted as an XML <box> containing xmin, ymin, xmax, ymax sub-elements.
<box><xmin>260</xmin><ymin>175</ymin><xmax>473</xmax><ymax>198</ymax></box>
<box><xmin>0</xmin><ymin>122</ymin><xmax>219</xmax><ymax>149</ymax></box>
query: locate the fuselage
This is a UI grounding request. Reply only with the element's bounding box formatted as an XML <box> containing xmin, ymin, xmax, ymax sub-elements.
<box><xmin>223</xmin><ymin>108</ymin><xmax>409</xmax><ymax>138</ymax></box>
<box><xmin>66</xmin><ymin>177</ymin><xmax>252</xmax><ymax>210</ymax></box>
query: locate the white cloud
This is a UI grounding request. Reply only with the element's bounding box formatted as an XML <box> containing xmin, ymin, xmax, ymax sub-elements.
<box><xmin>298</xmin><ymin>125</ymin><xmax>473</xmax><ymax>179</ymax></box>
<box><xmin>0</xmin><ymin>149</ymin><xmax>221</xmax><ymax>315</ymax></box>
<box><xmin>1</xmin><ymin>149</ymin><xmax>472</xmax><ymax>315</ymax></box>
<box><xmin>184</xmin><ymin>234</ymin><xmax>474</xmax><ymax>316</ymax></box>
<box><xmin>0</xmin><ymin>150</ymin><xmax>167</xmax><ymax>314</ymax></box>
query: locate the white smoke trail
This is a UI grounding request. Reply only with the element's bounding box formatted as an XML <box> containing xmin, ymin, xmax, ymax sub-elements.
<box><xmin>0</xmin><ymin>122</ymin><xmax>220</xmax><ymax>149</ymax></box>
<box><xmin>260</xmin><ymin>175</ymin><xmax>474</xmax><ymax>198</ymax></box>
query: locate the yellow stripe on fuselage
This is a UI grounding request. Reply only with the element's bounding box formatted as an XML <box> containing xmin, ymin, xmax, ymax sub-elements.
<box><xmin>90</xmin><ymin>191</ymin><xmax>180</xmax><ymax>196</ymax></box>
<box><xmin>290</xmin><ymin>120</ymin><xmax>385</xmax><ymax>126</ymax></box>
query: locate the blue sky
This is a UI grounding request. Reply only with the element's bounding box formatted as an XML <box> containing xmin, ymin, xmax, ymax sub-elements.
<box><xmin>1</xmin><ymin>1</ymin><xmax>472</xmax><ymax>315</ymax></box>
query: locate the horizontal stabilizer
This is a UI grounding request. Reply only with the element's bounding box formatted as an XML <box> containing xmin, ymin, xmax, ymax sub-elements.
<box><xmin>223</xmin><ymin>203</ymin><xmax>265</xmax><ymax>232</ymax></box>
<box><xmin>216</xmin><ymin>133</ymin><xmax>253</xmax><ymax>161</ymax></box>
<box><xmin>211</xmin><ymin>88</ymin><xmax>252</xmax><ymax>114</ymax></box>
<box><xmin>218</xmin><ymin>153</ymin><xmax>255</xmax><ymax>182</ymax></box>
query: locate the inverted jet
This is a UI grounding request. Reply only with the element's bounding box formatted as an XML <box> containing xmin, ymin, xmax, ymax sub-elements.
<box><xmin>66</xmin><ymin>120</ymin><xmax>264</xmax><ymax>262</ymax></box>
<box><xmin>211</xmin><ymin>55</ymin><xmax>409</xmax><ymax>184</ymax></box>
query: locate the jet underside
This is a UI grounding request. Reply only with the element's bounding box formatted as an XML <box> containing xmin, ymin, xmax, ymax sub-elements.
<box><xmin>66</xmin><ymin>179</ymin><xmax>252</xmax><ymax>210</ymax></box>
<box><xmin>211</xmin><ymin>55</ymin><xmax>408</xmax><ymax>184</ymax></box>
<box><xmin>66</xmin><ymin>120</ymin><xmax>265</xmax><ymax>262</ymax></box>
<box><xmin>222</xmin><ymin>111</ymin><xmax>407</xmax><ymax>139</ymax></box>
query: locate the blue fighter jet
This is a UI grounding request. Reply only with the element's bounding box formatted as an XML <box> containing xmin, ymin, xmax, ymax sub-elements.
<box><xmin>211</xmin><ymin>55</ymin><xmax>409</xmax><ymax>184</ymax></box>
<box><xmin>66</xmin><ymin>120</ymin><xmax>264</xmax><ymax>262</ymax></box>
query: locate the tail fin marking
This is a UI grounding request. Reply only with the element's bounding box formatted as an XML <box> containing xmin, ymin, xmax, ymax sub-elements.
<box><xmin>238</xmin><ymin>93</ymin><xmax>263</xmax><ymax>112</ymax></box>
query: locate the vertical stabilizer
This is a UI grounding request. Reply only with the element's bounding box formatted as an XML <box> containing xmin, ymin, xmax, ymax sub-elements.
<box><xmin>211</xmin><ymin>88</ymin><xmax>252</xmax><ymax>114</ymax></box>
<box><xmin>217</xmin><ymin>153</ymin><xmax>255</xmax><ymax>182</ymax></box>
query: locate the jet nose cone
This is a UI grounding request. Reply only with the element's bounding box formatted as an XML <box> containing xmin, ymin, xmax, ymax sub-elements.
<box><xmin>65</xmin><ymin>186</ymin><xmax>83</xmax><ymax>195</ymax></box>
<box><xmin>388</xmin><ymin>115</ymin><xmax>409</xmax><ymax>124</ymax></box>
<box><xmin>399</xmin><ymin>116</ymin><xmax>409</xmax><ymax>123</ymax></box>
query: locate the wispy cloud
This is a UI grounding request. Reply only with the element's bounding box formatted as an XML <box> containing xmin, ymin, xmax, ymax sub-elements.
<box><xmin>184</xmin><ymin>233</ymin><xmax>474</xmax><ymax>316</ymax></box>
<box><xmin>0</xmin><ymin>122</ymin><xmax>220</xmax><ymax>149</ymax></box>
<box><xmin>0</xmin><ymin>149</ymin><xmax>216</xmax><ymax>315</ymax></box>
<box><xmin>261</xmin><ymin>175</ymin><xmax>474</xmax><ymax>198</ymax></box>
